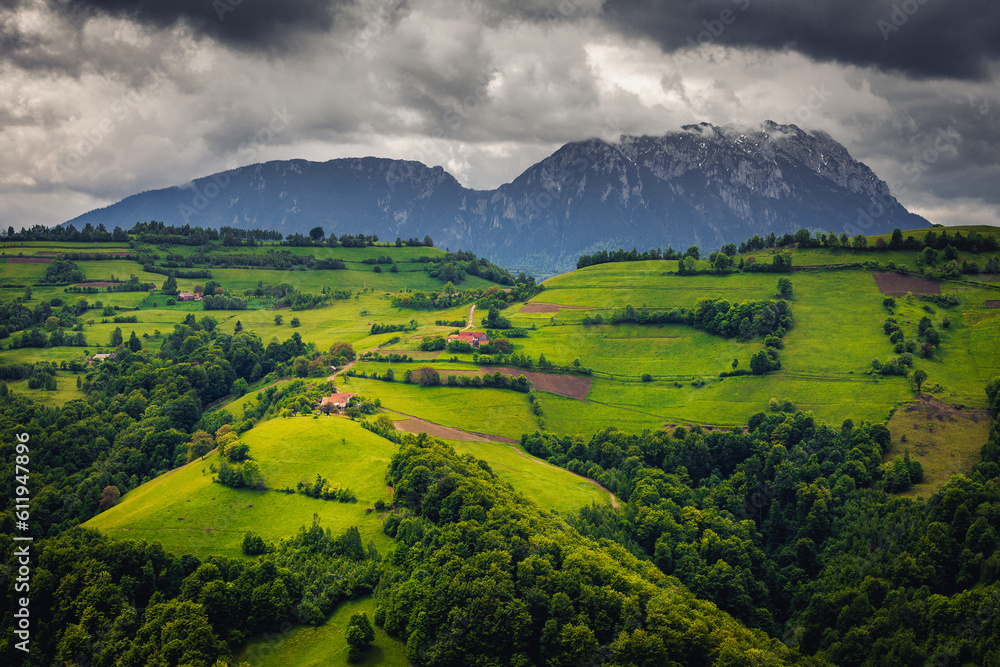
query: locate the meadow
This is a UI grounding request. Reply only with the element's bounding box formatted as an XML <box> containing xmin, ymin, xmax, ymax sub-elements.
<box><xmin>85</xmin><ymin>408</ymin><xmax>614</xmax><ymax>558</ymax></box>
<box><xmin>445</xmin><ymin>437</ymin><xmax>613</xmax><ymax>511</ymax></box>
<box><xmin>84</xmin><ymin>417</ymin><xmax>399</xmax><ymax>559</ymax></box>
<box><xmin>236</xmin><ymin>596</ymin><xmax>407</xmax><ymax>667</ymax></box>
<box><xmin>9</xmin><ymin>232</ymin><xmax>996</xmax><ymax>441</ymax></box>
<box><xmin>341</xmin><ymin>375</ymin><xmax>538</xmax><ymax>440</ymax></box>
<box><xmin>884</xmin><ymin>397</ymin><xmax>992</xmax><ymax>498</ymax></box>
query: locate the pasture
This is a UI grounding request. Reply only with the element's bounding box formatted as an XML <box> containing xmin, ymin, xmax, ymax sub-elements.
<box><xmin>236</xmin><ymin>596</ymin><xmax>408</xmax><ymax>667</ymax></box>
<box><xmin>85</xmin><ymin>417</ymin><xmax>397</xmax><ymax>559</ymax></box>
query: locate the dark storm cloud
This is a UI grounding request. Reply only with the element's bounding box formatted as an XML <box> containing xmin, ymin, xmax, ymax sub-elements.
<box><xmin>603</xmin><ymin>0</ymin><xmax>1000</xmax><ymax>80</ymax></box>
<box><xmin>50</xmin><ymin>0</ymin><xmax>344</xmax><ymax>49</ymax></box>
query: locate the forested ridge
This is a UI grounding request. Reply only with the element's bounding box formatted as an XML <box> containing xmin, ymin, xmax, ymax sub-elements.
<box><xmin>0</xmin><ymin>316</ymin><xmax>317</xmax><ymax>539</ymax></box>
<box><xmin>1</xmin><ymin>378</ymin><xmax>998</xmax><ymax>664</ymax></box>
<box><xmin>520</xmin><ymin>383</ymin><xmax>1000</xmax><ymax>665</ymax></box>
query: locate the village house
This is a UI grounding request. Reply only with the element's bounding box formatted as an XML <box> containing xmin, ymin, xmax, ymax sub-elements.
<box><xmin>447</xmin><ymin>331</ymin><xmax>490</xmax><ymax>348</ymax></box>
<box><xmin>90</xmin><ymin>353</ymin><xmax>116</xmax><ymax>364</ymax></box>
<box><xmin>320</xmin><ymin>392</ymin><xmax>356</xmax><ymax>411</ymax></box>
<box><xmin>178</xmin><ymin>292</ymin><xmax>202</xmax><ymax>301</ymax></box>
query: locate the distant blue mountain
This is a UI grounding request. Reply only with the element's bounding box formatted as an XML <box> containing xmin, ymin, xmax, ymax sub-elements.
<box><xmin>65</xmin><ymin>121</ymin><xmax>927</xmax><ymax>274</ymax></box>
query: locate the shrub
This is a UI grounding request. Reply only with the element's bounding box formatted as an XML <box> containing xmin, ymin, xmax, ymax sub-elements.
<box><xmin>242</xmin><ymin>531</ymin><xmax>268</xmax><ymax>555</ymax></box>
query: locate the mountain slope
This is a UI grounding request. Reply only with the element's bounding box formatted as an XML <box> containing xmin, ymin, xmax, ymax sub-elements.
<box><xmin>65</xmin><ymin>121</ymin><xmax>927</xmax><ymax>273</ymax></box>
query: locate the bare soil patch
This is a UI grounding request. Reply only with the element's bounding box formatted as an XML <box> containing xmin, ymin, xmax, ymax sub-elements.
<box><xmin>902</xmin><ymin>395</ymin><xmax>987</xmax><ymax>423</ymax></box>
<box><xmin>496</xmin><ymin>368</ymin><xmax>590</xmax><ymax>400</ymax></box>
<box><xmin>985</xmin><ymin>300</ymin><xmax>1000</xmax><ymax>308</ymax></box>
<box><xmin>75</xmin><ymin>281</ymin><xmax>121</xmax><ymax>288</ymax></box>
<box><xmin>394</xmin><ymin>416</ymin><xmax>517</xmax><ymax>443</ymax></box>
<box><xmin>873</xmin><ymin>272</ymin><xmax>941</xmax><ymax>296</ymax></box>
<box><xmin>395</xmin><ymin>417</ymin><xmax>489</xmax><ymax>442</ymax></box>
<box><xmin>8</xmin><ymin>257</ymin><xmax>51</xmax><ymax>264</ymax></box>
<box><xmin>519</xmin><ymin>302</ymin><xmax>589</xmax><ymax>314</ymax></box>
<box><xmin>439</xmin><ymin>367</ymin><xmax>591</xmax><ymax>400</ymax></box>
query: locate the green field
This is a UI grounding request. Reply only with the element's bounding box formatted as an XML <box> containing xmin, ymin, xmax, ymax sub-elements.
<box><xmin>86</xmin><ymin>408</ymin><xmax>614</xmax><ymax>558</ymax></box>
<box><xmin>5</xmin><ymin>371</ymin><xmax>88</xmax><ymax>406</ymax></box>
<box><xmin>341</xmin><ymin>375</ymin><xmax>537</xmax><ymax>440</ymax></box>
<box><xmin>236</xmin><ymin>597</ymin><xmax>408</xmax><ymax>667</ymax></box>
<box><xmin>85</xmin><ymin>417</ymin><xmax>397</xmax><ymax>559</ymax></box>
<box><xmin>446</xmin><ymin>438</ymin><xmax>613</xmax><ymax>511</ymax></box>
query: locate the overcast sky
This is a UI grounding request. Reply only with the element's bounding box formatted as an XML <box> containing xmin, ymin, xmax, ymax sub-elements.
<box><xmin>1</xmin><ymin>0</ymin><xmax>998</xmax><ymax>229</ymax></box>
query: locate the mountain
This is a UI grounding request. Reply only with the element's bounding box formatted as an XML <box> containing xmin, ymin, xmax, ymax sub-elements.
<box><xmin>65</xmin><ymin>121</ymin><xmax>928</xmax><ymax>274</ymax></box>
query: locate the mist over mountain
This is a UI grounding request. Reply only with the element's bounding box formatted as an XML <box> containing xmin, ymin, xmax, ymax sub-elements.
<box><xmin>65</xmin><ymin>121</ymin><xmax>928</xmax><ymax>274</ymax></box>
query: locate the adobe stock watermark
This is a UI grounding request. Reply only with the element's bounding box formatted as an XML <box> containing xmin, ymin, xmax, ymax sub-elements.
<box><xmin>214</xmin><ymin>0</ymin><xmax>244</xmax><ymax>22</ymax></box>
<box><xmin>384</xmin><ymin>69</ymin><xmax>500</xmax><ymax>191</ymax></box>
<box><xmin>899</xmin><ymin>128</ymin><xmax>960</xmax><ymax>185</ymax></box>
<box><xmin>846</xmin><ymin>126</ymin><xmax>959</xmax><ymax>237</ymax></box>
<box><xmin>877</xmin><ymin>0</ymin><xmax>933</xmax><ymax>41</ymax></box>
<box><xmin>341</xmin><ymin>3</ymin><xmax>398</xmax><ymax>63</ymax></box>
<box><xmin>178</xmin><ymin>107</ymin><xmax>294</xmax><ymax>223</ymax></box>
<box><xmin>11</xmin><ymin>431</ymin><xmax>32</xmax><ymax>654</ymax></box>
<box><xmin>775</xmin><ymin>84</ymin><xmax>835</xmax><ymax>127</ymax></box>
<box><xmin>54</xmin><ymin>67</ymin><xmax>167</xmax><ymax>178</ymax></box>
<box><xmin>672</xmin><ymin>0</ymin><xmax>752</xmax><ymax>69</ymax></box>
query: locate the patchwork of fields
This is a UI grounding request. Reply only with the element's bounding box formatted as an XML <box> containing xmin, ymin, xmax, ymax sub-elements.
<box><xmin>4</xmin><ymin>227</ymin><xmax>1000</xmax><ymax>663</ymax></box>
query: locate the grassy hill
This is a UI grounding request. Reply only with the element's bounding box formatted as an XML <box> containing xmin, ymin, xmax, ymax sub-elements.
<box><xmin>84</xmin><ymin>412</ymin><xmax>613</xmax><ymax>558</ymax></box>
<box><xmin>84</xmin><ymin>417</ymin><xmax>396</xmax><ymax>559</ymax></box>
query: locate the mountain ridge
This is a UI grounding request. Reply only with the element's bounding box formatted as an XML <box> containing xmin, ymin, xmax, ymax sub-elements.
<box><xmin>65</xmin><ymin>121</ymin><xmax>928</xmax><ymax>273</ymax></box>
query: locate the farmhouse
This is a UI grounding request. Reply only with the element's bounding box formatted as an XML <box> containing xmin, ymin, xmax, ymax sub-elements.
<box><xmin>178</xmin><ymin>292</ymin><xmax>202</xmax><ymax>301</ymax></box>
<box><xmin>447</xmin><ymin>331</ymin><xmax>490</xmax><ymax>348</ymax></box>
<box><xmin>320</xmin><ymin>392</ymin><xmax>356</xmax><ymax>410</ymax></box>
<box><xmin>90</xmin><ymin>353</ymin><xmax>116</xmax><ymax>363</ymax></box>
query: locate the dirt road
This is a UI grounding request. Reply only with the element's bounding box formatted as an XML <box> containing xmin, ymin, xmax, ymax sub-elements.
<box><xmin>462</xmin><ymin>304</ymin><xmax>476</xmax><ymax>330</ymax></box>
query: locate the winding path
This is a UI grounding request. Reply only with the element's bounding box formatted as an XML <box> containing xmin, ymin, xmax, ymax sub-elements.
<box><xmin>462</xmin><ymin>304</ymin><xmax>476</xmax><ymax>330</ymax></box>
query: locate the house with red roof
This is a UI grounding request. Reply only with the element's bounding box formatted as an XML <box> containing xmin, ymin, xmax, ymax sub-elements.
<box><xmin>447</xmin><ymin>331</ymin><xmax>490</xmax><ymax>348</ymax></box>
<box><xmin>320</xmin><ymin>392</ymin><xmax>356</xmax><ymax>411</ymax></box>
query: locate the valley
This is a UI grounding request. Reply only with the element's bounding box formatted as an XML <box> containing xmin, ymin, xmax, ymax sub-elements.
<box><xmin>2</xmin><ymin>223</ymin><xmax>999</xmax><ymax>665</ymax></box>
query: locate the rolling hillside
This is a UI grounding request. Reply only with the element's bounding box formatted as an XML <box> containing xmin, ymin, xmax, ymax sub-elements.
<box><xmin>2</xmin><ymin>223</ymin><xmax>999</xmax><ymax>666</ymax></box>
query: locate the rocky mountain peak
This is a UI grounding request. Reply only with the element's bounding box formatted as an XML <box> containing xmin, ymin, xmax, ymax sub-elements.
<box><xmin>64</xmin><ymin>123</ymin><xmax>927</xmax><ymax>275</ymax></box>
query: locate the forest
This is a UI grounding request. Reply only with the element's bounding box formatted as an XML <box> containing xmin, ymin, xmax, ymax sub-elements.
<box><xmin>2</xmin><ymin>368</ymin><xmax>998</xmax><ymax>664</ymax></box>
